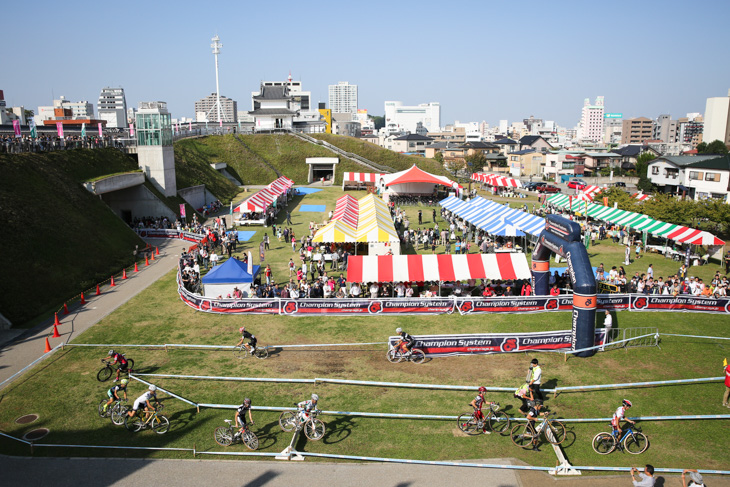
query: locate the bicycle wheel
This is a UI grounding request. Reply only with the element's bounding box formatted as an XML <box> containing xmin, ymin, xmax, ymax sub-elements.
<box><xmin>386</xmin><ymin>349</ymin><xmax>403</xmax><ymax>363</ymax></box>
<box><xmin>253</xmin><ymin>347</ymin><xmax>269</xmax><ymax>359</ymax></box>
<box><xmin>233</xmin><ymin>346</ymin><xmax>248</xmax><ymax>359</ymax></box>
<box><xmin>124</xmin><ymin>414</ymin><xmax>144</xmax><ymax>432</ymax></box>
<box><xmin>126</xmin><ymin>359</ymin><xmax>135</xmax><ymax>372</ymax></box>
<box><xmin>153</xmin><ymin>415</ymin><xmax>170</xmax><ymax>434</ymax></box>
<box><xmin>111</xmin><ymin>405</ymin><xmax>128</xmax><ymax>426</ymax></box>
<box><xmin>457</xmin><ymin>413</ymin><xmax>481</xmax><ymax>435</ymax></box>
<box><xmin>410</xmin><ymin>349</ymin><xmax>426</xmax><ymax>364</ymax></box>
<box><xmin>97</xmin><ymin>366</ymin><xmax>113</xmax><ymax>382</ymax></box>
<box><xmin>98</xmin><ymin>399</ymin><xmax>111</xmax><ymax>418</ymax></box>
<box><xmin>242</xmin><ymin>431</ymin><xmax>259</xmax><ymax>450</ymax></box>
<box><xmin>488</xmin><ymin>411</ymin><xmax>511</xmax><ymax>434</ymax></box>
<box><xmin>510</xmin><ymin>423</ymin><xmax>534</xmax><ymax>449</ymax></box>
<box><xmin>279</xmin><ymin>411</ymin><xmax>297</xmax><ymax>432</ymax></box>
<box><xmin>304</xmin><ymin>418</ymin><xmax>325</xmax><ymax>441</ymax></box>
<box><xmin>624</xmin><ymin>432</ymin><xmax>649</xmax><ymax>454</ymax></box>
<box><xmin>214</xmin><ymin>426</ymin><xmax>233</xmax><ymax>446</ymax></box>
<box><xmin>546</xmin><ymin>420</ymin><xmax>566</xmax><ymax>445</ymax></box>
<box><xmin>592</xmin><ymin>432</ymin><xmax>616</xmax><ymax>455</ymax></box>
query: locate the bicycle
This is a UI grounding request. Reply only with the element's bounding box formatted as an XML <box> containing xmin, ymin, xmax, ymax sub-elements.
<box><xmin>97</xmin><ymin>398</ymin><xmax>129</xmax><ymax>425</ymax></box>
<box><xmin>510</xmin><ymin>412</ymin><xmax>566</xmax><ymax>448</ymax></box>
<box><xmin>386</xmin><ymin>342</ymin><xmax>426</xmax><ymax>364</ymax></box>
<box><xmin>457</xmin><ymin>402</ymin><xmax>511</xmax><ymax>435</ymax></box>
<box><xmin>97</xmin><ymin>357</ymin><xmax>134</xmax><ymax>382</ymax></box>
<box><xmin>124</xmin><ymin>404</ymin><xmax>170</xmax><ymax>434</ymax></box>
<box><xmin>233</xmin><ymin>344</ymin><xmax>269</xmax><ymax>360</ymax></box>
<box><xmin>278</xmin><ymin>407</ymin><xmax>326</xmax><ymax>441</ymax></box>
<box><xmin>213</xmin><ymin>419</ymin><xmax>259</xmax><ymax>450</ymax></box>
<box><xmin>592</xmin><ymin>424</ymin><xmax>649</xmax><ymax>455</ymax></box>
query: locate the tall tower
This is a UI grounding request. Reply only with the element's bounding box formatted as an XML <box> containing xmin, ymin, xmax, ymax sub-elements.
<box><xmin>210</xmin><ymin>35</ymin><xmax>224</xmax><ymax>123</ymax></box>
<box><xmin>136</xmin><ymin>102</ymin><xmax>177</xmax><ymax>197</ymax></box>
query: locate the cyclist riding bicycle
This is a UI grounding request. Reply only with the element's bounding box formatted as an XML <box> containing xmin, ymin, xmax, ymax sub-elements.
<box><xmin>127</xmin><ymin>385</ymin><xmax>158</xmax><ymax>420</ymax></box>
<box><xmin>235</xmin><ymin>326</ymin><xmax>258</xmax><ymax>353</ymax></box>
<box><xmin>102</xmin><ymin>349</ymin><xmax>130</xmax><ymax>382</ymax></box>
<box><xmin>612</xmin><ymin>399</ymin><xmax>635</xmax><ymax>442</ymax></box>
<box><xmin>525</xmin><ymin>403</ymin><xmax>547</xmax><ymax>451</ymax></box>
<box><xmin>297</xmin><ymin>394</ymin><xmax>320</xmax><ymax>424</ymax></box>
<box><xmin>234</xmin><ymin>398</ymin><xmax>255</xmax><ymax>437</ymax></box>
<box><xmin>394</xmin><ymin>328</ymin><xmax>415</xmax><ymax>356</ymax></box>
<box><xmin>102</xmin><ymin>379</ymin><xmax>128</xmax><ymax>413</ymax></box>
<box><xmin>469</xmin><ymin>386</ymin><xmax>495</xmax><ymax>434</ymax></box>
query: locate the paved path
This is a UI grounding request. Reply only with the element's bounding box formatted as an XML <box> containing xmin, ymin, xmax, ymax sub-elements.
<box><xmin>0</xmin><ymin>239</ymin><xmax>180</xmax><ymax>389</ymax></box>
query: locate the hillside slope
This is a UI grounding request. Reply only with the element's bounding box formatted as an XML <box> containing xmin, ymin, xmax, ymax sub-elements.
<box><xmin>0</xmin><ymin>150</ymin><xmax>145</xmax><ymax>325</ymax></box>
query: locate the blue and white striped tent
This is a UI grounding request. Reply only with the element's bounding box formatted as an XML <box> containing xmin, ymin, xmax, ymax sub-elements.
<box><xmin>440</xmin><ymin>196</ymin><xmax>545</xmax><ymax>236</ymax></box>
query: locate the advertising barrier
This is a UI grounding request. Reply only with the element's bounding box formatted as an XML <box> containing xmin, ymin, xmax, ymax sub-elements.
<box><xmin>138</xmin><ymin>229</ymin><xmax>205</xmax><ymax>243</ymax></box>
<box><xmin>630</xmin><ymin>294</ymin><xmax>730</xmax><ymax>313</ymax></box>
<box><xmin>279</xmin><ymin>297</ymin><xmax>455</xmax><ymax>316</ymax></box>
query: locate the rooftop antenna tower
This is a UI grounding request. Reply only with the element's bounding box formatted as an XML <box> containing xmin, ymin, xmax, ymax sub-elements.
<box><xmin>208</xmin><ymin>35</ymin><xmax>225</xmax><ymax>123</ymax></box>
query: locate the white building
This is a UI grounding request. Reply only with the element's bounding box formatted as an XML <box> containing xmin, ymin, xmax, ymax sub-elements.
<box><xmin>194</xmin><ymin>92</ymin><xmax>237</xmax><ymax>123</ymax></box>
<box><xmin>647</xmin><ymin>155</ymin><xmax>730</xmax><ymax>201</ymax></box>
<box><xmin>328</xmin><ymin>81</ymin><xmax>358</xmax><ymax>114</ymax></box>
<box><xmin>577</xmin><ymin>96</ymin><xmax>604</xmax><ymax>142</ymax></box>
<box><xmin>37</xmin><ymin>96</ymin><xmax>94</xmax><ymax>123</ymax></box>
<box><xmin>703</xmin><ymin>89</ymin><xmax>730</xmax><ymax>146</ymax></box>
<box><xmin>98</xmin><ymin>87</ymin><xmax>128</xmax><ymax>128</ymax></box>
<box><xmin>384</xmin><ymin>101</ymin><xmax>440</xmax><ymax>134</ymax></box>
<box><xmin>249</xmin><ymin>77</ymin><xmax>324</xmax><ymax>133</ymax></box>
<box><xmin>450</xmin><ymin>121</ymin><xmax>482</xmax><ymax>142</ymax></box>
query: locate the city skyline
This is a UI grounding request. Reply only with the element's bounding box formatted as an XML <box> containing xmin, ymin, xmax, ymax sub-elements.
<box><xmin>3</xmin><ymin>0</ymin><xmax>730</xmax><ymax>128</ymax></box>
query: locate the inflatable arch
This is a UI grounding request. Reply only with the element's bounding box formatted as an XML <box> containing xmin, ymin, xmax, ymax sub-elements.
<box><xmin>532</xmin><ymin>215</ymin><xmax>597</xmax><ymax>357</ymax></box>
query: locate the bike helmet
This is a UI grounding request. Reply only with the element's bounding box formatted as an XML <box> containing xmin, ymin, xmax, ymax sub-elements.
<box><xmin>622</xmin><ymin>399</ymin><xmax>632</xmax><ymax>408</ymax></box>
<box><xmin>478</xmin><ymin>386</ymin><xmax>487</xmax><ymax>393</ymax></box>
<box><xmin>243</xmin><ymin>398</ymin><xmax>251</xmax><ymax>406</ymax></box>
<box><xmin>396</xmin><ymin>327</ymin><xmax>403</xmax><ymax>333</ymax></box>
<box><xmin>311</xmin><ymin>394</ymin><xmax>319</xmax><ymax>401</ymax></box>
<box><xmin>108</xmin><ymin>350</ymin><xmax>115</xmax><ymax>356</ymax></box>
<box><xmin>239</xmin><ymin>326</ymin><xmax>245</xmax><ymax>333</ymax></box>
<box><xmin>149</xmin><ymin>385</ymin><xmax>157</xmax><ymax>392</ymax></box>
<box><xmin>121</xmin><ymin>379</ymin><xmax>129</xmax><ymax>385</ymax></box>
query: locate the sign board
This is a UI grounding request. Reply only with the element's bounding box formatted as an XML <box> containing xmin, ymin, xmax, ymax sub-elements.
<box><xmin>604</xmin><ymin>113</ymin><xmax>623</xmax><ymax>119</ymax></box>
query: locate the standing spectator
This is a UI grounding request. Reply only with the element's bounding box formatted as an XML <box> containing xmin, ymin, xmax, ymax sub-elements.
<box><xmin>635</xmin><ymin>242</ymin><xmax>642</xmax><ymax>260</ymax></box>
<box><xmin>550</xmin><ymin>283</ymin><xmax>560</xmax><ymax>296</ymax></box>
<box><xmin>263</xmin><ymin>233</ymin><xmax>270</xmax><ymax>251</ymax></box>
<box><xmin>601</xmin><ymin>310</ymin><xmax>613</xmax><ymax>351</ymax></box>
<box><xmin>286</xmin><ymin>211</ymin><xmax>292</xmax><ymax>225</ymax></box>
<box><xmin>265</xmin><ymin>264</ymin><xmax>272</xmax><ymax>285</ymax></box>
<box><xmin>520</xmin><ymin>281</ymin><xmax>532</xmax><ymax>296</ymax></box>
<box><xmin>527</xmin><ymin>358</ymin><xmax>543</xmax><ymax>404</ymax></box>
<box><xmin>682</xmin><ymin>469</ymin><xmax>705</xmax><ymax>487</ymax></box>
<box><xmin>646</xmin><ymin>264</ymin><xmax>653</xmax><ymax>280</ymax></box>
<box><xmin>291</xmin><ymin>235</ymin><xmax>297</xmax><ymax>252</ymax></box>
<box><xmin>288</xmin><ymin>259</ymin><xmax>295</xmax><ymax>277</ymax></box>
<box><xmin>624</xmin><ymin>245</ymin><xmax>631</xmax><ymax>265</ymax></box>
<box><xmin>418</xmin><ymin>209</ymin><xmax>422</xmax><ymax>225</ymax></box>
<box><xmin>432</xmin><ymin>208</ymin><xmax>437</xmax><ymax>222</ymax></box>
<box><xmin>630</xmin><ymin>465</ymin><xmax>655</xmax><ymax>486</ymax></box>
<box><xmin>723</xmin><ymin>359</ymin><xmax>730</xmax><ymax>408</ymax></box>
<box><xmin>210</xmin><ymin>252</ymin><xmax>219</xmax><ymax>267</ymax></box>
<box><xmin>200</xmin><ymin>247</ymin><xmax>209</xmax><ymax>270</ymax></box>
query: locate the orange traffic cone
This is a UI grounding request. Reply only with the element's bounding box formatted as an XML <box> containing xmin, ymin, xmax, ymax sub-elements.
<box><xmin>52</xmin><ymin>322</ymin><xmax>61</xmax><ymax>338</ymax></box>
<box><xmin>110</xmin><ymin>275</ymin><xmax>116</xmax><ymax>287</ymax></box>
<box><xmin>134</xmin><ymin>262</ymin><xmax>139</xmax><ymax>272</ymax></box>
<box><xmin>80</xmin><ymin>292</ymin><xmax>86</xmax><ymax>305</ymax></box>
<box><xmin>44</xmin><ymin>337</ymin><xmax>52</xmax><ymax>353</ymax></box>
<box><xmin>96</xmin><ymin>284</ymin><xmax>101</xmax><ymax>295</ymax></box>
<box><xmin>54</xmin><ymin>313</ymin><xmax>61</xmax><ymax>327</ymax></box>
<box><xmin>151</xmin><ymin>251</ymin><xmax>155</xmax><ymax>261</ymax></box>
<box><xmin>155</xmin><ymin>247</ymin><xmax>160</xmax><ymax>256</ymax></box>
<box><xmin>145</xmin><ymin>256</ymin><xmax>150</xmax><ymax>266</ymax></box>
<box><xmin>122</xmin><ymin>268</ymin><xmax>127</xmax><ymax>279</ymax></box>
<box><xmin>63</xmin><ymin>302</ymin><xmax>69</xmax><ymax>315</ymax></box>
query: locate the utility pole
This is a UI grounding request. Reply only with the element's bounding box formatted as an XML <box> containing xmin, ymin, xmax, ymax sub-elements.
<box><xmin>211</xmin><ymin>35</ymin><xmax>223</xmax><ymax>124</ymax></box>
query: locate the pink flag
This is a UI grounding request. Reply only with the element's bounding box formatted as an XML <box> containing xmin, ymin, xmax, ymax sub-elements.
<box><xmin>179</xmin><ymin>204</ymin><xmax>186</xmax><ymax>218</ymax></box>
<box><xmin>98</xmin><ymin>123</ymin><xmax>103</xmax><ymax>136</ymax></box>
<box><xmin>130</xmin><ymin>123</ymin><xmax>135</xmax><ymax>137</ymax></box>
<box><xmin>219</xmin><ymin>120</ymin><xmax>223</xmax><ymax>127</ymax></box>
<box><xmin>12</xmin><ymin>120</ymin><xmax>21</xmax><ymax>137</ymax></box>
<box><xmin>188</xmin><ymin>121</ymin><xmax>192</xmax><ymax>131</ymax></box>
<box><xmin>56</xmin><ymin>122</ymin><xmax>64</xmax><ymax>138</ymax></box>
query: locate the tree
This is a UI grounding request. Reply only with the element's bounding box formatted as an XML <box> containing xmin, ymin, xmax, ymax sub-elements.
<box><xmin>24</xmin><ymin>109</ymin><xmax>34</xmax><ymax>120</ymax></box>
<box><xmin>698</xmin><ymin>139</ymin><xmax>729</xmax><ymax>155</ymax></box>
<box><xmin>433</xmin><ymin>151</ymin><xmax>444</xmax><ymax>163</ymax></box>
<box><xmin>635</xmin><ymin>152</ymin><xmax>656</xmax><ymax>193</ymax></box>
<box><xmin>695</xmin><ymin>141</ymin><xmax>707</xmax><ymax>153</ymax></box>
<box><xmin>444</xmin><ymin>158</ymin><xmax>466</xmax><ymax>180</ymax></box>
<box><xmin>465</xmin><ymin>151</ymin><xmax>486</xmax><ymax>172</ymax></box>
<box><xmin>369</xmin><ymin>115</ymin><xmax>385</xmax><ymax>130</ymax></box>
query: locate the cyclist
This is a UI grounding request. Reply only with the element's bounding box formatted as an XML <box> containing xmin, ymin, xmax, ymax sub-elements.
<box><xmin>297</xmin><ymin>394</ymin><xmax>320</xmax><ymax>425</ymax></box>
<box><xmin>394</xmin><ymin>327</ymin><xmax>415</xmax><ymax>356</ymax></box>
<box><xmin>469</xmin><ymin>386</ymin><xmax>495</xmax><ymax>434</ymax></box>
<box><xmin>127</xmin><ymin>385</ymin><xmax>159</xmax><ymax>420</ymax></box>
<box><xmin>102</xmin><ymin>349</ymin><xmax>130</xmax><ymax>382</ymax></box>
<box><xmin>234</xmin><ymin>398</ymin><xmax>255</xmax><ymax>438</ymax></box>
<box><xmin>235</xmin><ymin>326</ymin><xmax>258</xmax><ymax>353</ymax></box>
<box><xmin>514</xmin><ymin>382</ymin><xmax>534</xmax><ymax>414</ymax></box>
<box><xmin>102</xmin><ymin>378</ymin><xmax>128</xmax><ymax>413</ymax></box>
<box><xmin>612</xmin><ymin>399</ymin><xmax>635</xmax><ymax>444</ymax></box>
<box><xmin>525</xmin><ymin>402</ymin><xmax>547</xmax><ymax>451</ymax></box>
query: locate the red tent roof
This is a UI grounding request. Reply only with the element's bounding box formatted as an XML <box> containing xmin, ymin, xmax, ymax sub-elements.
<box><xmin>383</xmin><ymin>165</ymin><xmax>457</xmax><ymax>188</ymax></box>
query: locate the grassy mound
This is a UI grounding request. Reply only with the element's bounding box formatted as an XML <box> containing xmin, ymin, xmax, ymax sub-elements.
<box><xmin>0</xmin><ymin>150</ymin><xmax>145</xmax><ymax>325</ymax></box>
<box><xmin>173</xmin><ymin>137</ymin><xmax>244</xmax><ymax>202</ymax></box>
<box><xmin>311</xmin><ymin>133</ymin><xmax>449</xmax><ymax>176</ymax></box>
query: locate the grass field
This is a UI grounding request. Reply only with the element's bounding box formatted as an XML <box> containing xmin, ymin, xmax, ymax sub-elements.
<box><xmin>1</xmin><ymin>186</ymin><xmax>728</xmax><ymax>472</ymax></box>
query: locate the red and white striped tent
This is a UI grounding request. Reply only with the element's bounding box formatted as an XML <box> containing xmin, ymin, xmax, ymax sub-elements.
<box><xmin>632</xmin><ymin>192</ymin><xmax>651</xmax><ymax>201</ymax></box>
<box><xmin>342</xmin><ymin>172</ymin><xmax>385</xmax><ymax>189</ymax></box>
<box><xmin>577</xmin><ymin>185</ymin><xmax>604</xmax><ymax>202</ymax></box>
<box><xmin>471</xmin><ymin>173</ymin><xmax>522</xmax><ymax>188</ymax></box>
<box><xmin>346</xmin><ymin>253</ymin><xmax>531</xmax><ymax>283</ymax></box>
<box><xmin>332</xmin><ymin>194</ymin><xmax>359</xmax><ymax>227</ymax></box>
<box><xmin>268</xmin><ymin>176</ymin><xmax>294</xmax><ymax>194</ymax></box>
<box><xmin>235</xmin><ymin>187</ymin><xmax>278</xmax><ymax>213</ymax></box>
<box><xmin>382</xmin><ymin>165</ymin><xmax>463</xmax><ymax>194</ymax></box>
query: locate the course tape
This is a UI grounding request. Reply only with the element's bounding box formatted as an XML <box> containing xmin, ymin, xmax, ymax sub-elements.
<box><xmin>556</xmin><ymin>376</ymin><xmax>723</xmax><ymax>392</ymax></box>
<box><xmin>0</xmin><ymin>431</ymin><xmax>31</xmax><ymax>445</ymax></box>
<box><xmin>64</xmin><ymin>342</ymin><xmax>387</xmax><ymax>350</ymax></box>
<box><xmin>660</xmin><ymin>333</ymin><xmax>730</xmax><ymax>341</ymax></box>
<box><xmin>133</xmin><ymin>373</ymin><xmax>316</xmax><ymax>384</ymax></box>
<box><xmin>129</xmin><ymin>374</ymin><xmax>198</xmax><ymax>407</ymax></box>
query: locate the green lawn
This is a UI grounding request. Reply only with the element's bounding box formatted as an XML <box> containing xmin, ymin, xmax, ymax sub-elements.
<box><xmin>1</xmin><ymin>187</ymin><xmax>728</xmax><ymax>472</ymax></box>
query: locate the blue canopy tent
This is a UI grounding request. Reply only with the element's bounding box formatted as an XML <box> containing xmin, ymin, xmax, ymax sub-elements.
<box><xmin>201</xmin><ymin>257</ymin><xmax>260</xmax><ymax>297</ymax></box>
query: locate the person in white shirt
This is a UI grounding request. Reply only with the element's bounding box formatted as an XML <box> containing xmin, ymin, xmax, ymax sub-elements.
<box><xmin>646</xmin><ymin>264</ymin><xmax>653</xmax><ymax>279</ymax></box>
<box><xmin>209</xmin><ymin>252</ymin><xmax>219</xmax><ymax>266</ymax></box>
<box><xmin>395</xmin><ymin>282</ymin><xmax>405</xmax><ymax>297</ymax></box>
<box><xmin>528</xmin><ymin>359</ymin><xmax>543</xmax><ymax>403</ymax></box>
<box><xmin>369</xmin><ymin>283</ymin><xmax>380</xmax><ymax>299</ymax></box>
<box><xmin>350</xmin><ymin>283</ymin><xmax>361</xmax><ymax>297</ymax></box>
<box><xmin>405</xmin><ymin>286</ymin><xmax>414</xmax><ymax>298</ymax></box>
<box><xmin>601</xmin><ymin>310</ymin><xmax>612</xmax><ymax>350</ymax></box>
<box><xmin>127</xmin><ymin>385</ymin><xmax>159</xmax><ymax>420</ymax></box>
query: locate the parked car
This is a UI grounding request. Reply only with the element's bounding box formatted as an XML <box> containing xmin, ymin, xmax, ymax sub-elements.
<box><xmin>524</xmin><ymin>182</ymin><xmax>541</xmax><ymax>191</ymax></box>
<box><xmin>612</xmin><ymin>182</ymin><xmax>626</xmax><ymax>187</ymax></box>
<box><xmin>538</xmin><ymin>185</ymin><xmax>560</xmax><ymax>194</ymax></box>
<box><xmin>567</xmin><ymin>179</ymin><xmax>587</xmax><ymax>190</ymax></box>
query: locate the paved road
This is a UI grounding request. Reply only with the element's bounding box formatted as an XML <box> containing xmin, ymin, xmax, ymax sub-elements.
<box><xmin>0</xmin><ymin>239</ymin><xmax>180</xmax><ymax>389</ymax></box>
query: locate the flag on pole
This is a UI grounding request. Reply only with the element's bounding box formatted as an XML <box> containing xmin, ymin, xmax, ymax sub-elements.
<box><xmin>98</xmin><ymin>123</ymin><xmax>103</xmax><ymax>136</ymax></box>
<box><xmin>12</xmin><ymin>120</ymin><xmax>21</xmax><ymax>138</ymax></box>
<box><xmin>603</xmin><ymin>196</ymin><xmax>608</xmax><ymax>206</ymax></box>
<box><xmin>219</xmin><ymin>120</ymin><xmax>223</xmax><ymax>127</ymax></box>
<box><xmin>29</xmin><ymin>118</ymin><xmax>37</xmax><ymax>138</ymax></box>
<box><xmin>259</xmin><ymin>242</ymin><xmax>265</xmax><ymax>263</ymax></box>
<box><xmin>81</xmin><ymin>123</ymin><xmax>86</xmax><ymax>137</ymax></box>
<box><xmin>229</xmin><ymin>202</ymin><xmax>233</xmax><ymax>215</ymax></box>
<box><xmin>56</xmin><ymin>122</ymin><xmax>64</xmax><ymax>138</ymax></box>
<box><xmin>723</xmin><ymin>357</ymin><xmax>727</xmax><ymax>367</ymax></box>
<box><xmin>189</xmin><ymin>121</ymin><xmax>192</xmax><ymax>131</ymax></box>
<box><xmin>130</xmin><ymin>123</ymin><xmax>135</xmax><ymax>137</ymax></box>
<box><xmin>238</xmin><ymin>121</ymin><xmax>241</xmax><ymax>131</ymax></box>
<box><xmin>179</xmin><ymin>204</ymin><xmax>186</xmax><ymax>218</ymax></box>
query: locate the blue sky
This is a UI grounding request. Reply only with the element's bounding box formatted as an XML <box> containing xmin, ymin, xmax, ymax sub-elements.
<box><xmin>3</xmin><ymin>0</ymin><xmax>729</xmax><ymax>127</ymax></box>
